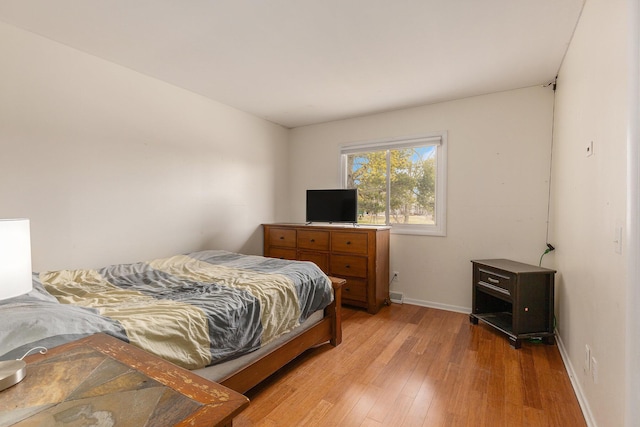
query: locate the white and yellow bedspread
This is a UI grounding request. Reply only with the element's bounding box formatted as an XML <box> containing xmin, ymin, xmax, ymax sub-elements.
<box><xmin>2</xmin><ymin>250</ymin><xmax>332</xmax><ymax>370</ymax></box>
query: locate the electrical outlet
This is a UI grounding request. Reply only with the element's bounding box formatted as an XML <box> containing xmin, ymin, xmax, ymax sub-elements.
<box><xmin>586</xmin><ymin>140</ymin><xmax>594</xmax><ymax>157</ymax></box>
<box><xmin>614</xmin><ymin>224</ymin><xmax>623</xmax><ymax>254</ymax></box>
<box><xmin>584</xmin><ymin>345</ymin><xmax>591</xmax><ymax>374</ymax></box>
<box><xmin>393</xmin><ymin>271</ymin><xmax>399</xmax><ymax>280</ymax></box>
<box><xmin>591</xmin><ymin>357</ymin><xmax>598</xmax><ymax>384</ymax></box>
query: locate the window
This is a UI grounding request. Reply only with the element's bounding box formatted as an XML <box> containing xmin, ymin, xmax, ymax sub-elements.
<box><xmin>341</xmin><ymin>132</ymin><xmax>447</xmax><ymax>236</ymax></box>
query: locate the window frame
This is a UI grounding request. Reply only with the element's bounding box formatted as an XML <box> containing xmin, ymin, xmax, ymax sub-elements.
<box><xmin>340</xmin><ymin>131</ymin><xmax>447</xmax><ymax>236</ymax></box>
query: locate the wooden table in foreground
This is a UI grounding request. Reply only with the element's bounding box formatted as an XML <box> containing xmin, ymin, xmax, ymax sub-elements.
<box><xmin>0</xmin><ymin>334</ymin><xmax>249</xmax><ymax>426</ymax></box>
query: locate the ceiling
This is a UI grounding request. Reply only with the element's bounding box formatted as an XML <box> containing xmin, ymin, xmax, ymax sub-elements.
<box><xmin>0</xmin><ymin>0</ymin><xmax>584</xmax><ymax>128</ymax></box>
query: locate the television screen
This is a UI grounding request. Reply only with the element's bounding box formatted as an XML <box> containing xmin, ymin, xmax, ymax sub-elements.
<box><xmin>306</xmin><ymin>189</ymin><xmax>358</xmax><ymax>223</ymax></box>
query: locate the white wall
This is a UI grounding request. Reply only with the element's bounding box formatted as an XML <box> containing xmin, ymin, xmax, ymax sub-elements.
<box><xmin>550</xmin><ymin>0</ymin><xmax>629</xmax><ymax>425</ymax></box>
<box><xmin>289</xmin><ymin>86</ymin><xmax>554</xmax><ymax>311</ymax></box>
<box><xmin>626</xmin><ymin>0</ymin><xmax>640</xmax><ymax>424</ymax></box>
<box><xmin>0</xmin><ymin>22</ymin><xmax>290</xmax><ymax>271</ymax></box>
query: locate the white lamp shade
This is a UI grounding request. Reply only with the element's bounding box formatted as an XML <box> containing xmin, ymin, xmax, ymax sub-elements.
<box><xmin>0</xmin><ymin>219</ymin><xmax>33</xmax><ymax>300</ymax></box>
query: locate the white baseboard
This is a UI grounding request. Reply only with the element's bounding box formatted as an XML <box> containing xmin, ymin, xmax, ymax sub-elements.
<box><xmin>402</xmin><ymin>297</ymin><xmax>470</xmax><ymax>314</ymax></box>
<box><xmin>555</xmin><ymin>332</ymin><xmax>597</xmax><ymax>427</ymax></box>
<box><xmin>400</xmin><ymin>299</ymin><xmax>595</xmax><ymax>426</ymax></box>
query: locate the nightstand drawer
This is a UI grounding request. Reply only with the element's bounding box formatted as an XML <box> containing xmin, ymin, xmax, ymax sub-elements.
<box><xmin>331</xmin><ymin>232</ymin><xmax>368</xmax><ymax>254</ymax></box>
<box><xmin>477</xmin><ymin>267</ymin><xmax>513</xmax><ymax>293</ymax></box>
<box><xmin>268</xmin><ymin>228</ymin><xmax>297</xmax><ymax>248</ymax></box>
<box><xmin>298</xmin><ymin>230</ymin><xmax>330</xmax><ymax>251</ymax></box>
<box><xmin>330</xmin><ymin>255</ymin><xmax>367</xmax><ymax>278</ymax></box>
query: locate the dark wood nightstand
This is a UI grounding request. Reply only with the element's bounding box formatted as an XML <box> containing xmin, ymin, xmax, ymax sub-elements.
<box><xmin>470</xmin><ymin>259</ymin><xmax>556</xmax><ymax>349</ymax></box>
<box><xmin>0</xmin><ymin>334</ymin><xmax>249</xmax><ymax>426</ymax></box>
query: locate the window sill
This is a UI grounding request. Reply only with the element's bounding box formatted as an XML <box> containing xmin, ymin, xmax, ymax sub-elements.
<box><xmin>389</xmin><ymin>224</ymin><xmax>446</xmax><ymax>237</ymax></box>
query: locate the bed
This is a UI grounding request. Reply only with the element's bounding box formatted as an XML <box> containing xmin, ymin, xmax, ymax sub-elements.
<box><xmin>0</xmin><ymin>250</ymin><xmax>343</xmax><ymax>393</ymax></box>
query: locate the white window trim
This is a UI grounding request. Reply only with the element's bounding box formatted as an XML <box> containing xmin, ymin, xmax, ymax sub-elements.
<box><xmin>340</xmin><ymin>131</ymin><xmax>447</xmax><ymax>237</ymax></box>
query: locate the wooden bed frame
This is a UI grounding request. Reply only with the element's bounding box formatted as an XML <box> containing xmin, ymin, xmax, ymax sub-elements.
<box><xmin>217</xmin><ymin>277</ymin><xmax>344</xmax><ymax>394</ymax></box>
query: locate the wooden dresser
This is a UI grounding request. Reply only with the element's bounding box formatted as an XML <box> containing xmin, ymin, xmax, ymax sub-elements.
<box><xmin>263</xmin><ymin>223</ymin><xmax>390</xmax><ymax>314</ymax></box>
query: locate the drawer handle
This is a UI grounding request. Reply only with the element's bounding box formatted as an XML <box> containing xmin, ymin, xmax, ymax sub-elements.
<box><xmin>345</xmin><ymin>287</ymin><xmax>350</xmax><ymax>291</ymax></box>
<box><xmin>279</xmin><ymin>236</ymin><xmax>285</xmax><ymax>240</ymax></box>
<box><xmin>346</xmin><ymin>241</ymin><xmax>351</xmax><ymax>245</ymax></box>
<box><xmin>487</xmin><ymin>277</ymin><xmax>500</xmax><ymax>284</ymax></box>
<box><xmin>310</xmin><ymin>239</ymin><xmax>315</xmax><ymax>242</ymax></box>
<box><xmin>345</xmin><ymin>264</ymin><xmax>350</xmax><ymax>268</ymax></box>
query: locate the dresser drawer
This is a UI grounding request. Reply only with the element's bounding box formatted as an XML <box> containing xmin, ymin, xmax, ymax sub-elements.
<box><xmin>268</xmin><ymin>247</ymin><xmax>297</xmax><ymax>260</ymax></box>
<box><xmin>341</xmin><ymin>278</ymin><xmax>367</xmax><ymax>303</ymax></box>
<box><xmin>477</xmin><ymin>267</ymin><xmax>513</xmax><ymax>294</ymax></box>
<box><xmin>298</xmin><ymin>230</ymin><xmax>330</xmax><ymax>251</ymax></box>
<box><xmin>330</xmin><ymin>254</ymin><xmax>368</xmax><ymax>278</ymax></box>
<box><xmin>298</xmin><ymin>251</ymin><xmax>329</xmax><ymax>274</ymax></box>
<box><xmin>331</xmin><ymin>232</ymin><xmax>368</xmax><ymax>254</ymax></box>
<box><xmin>268</xmin><ymin>228</ymin><xmax>297</xmax><ymax>248</ymax></box>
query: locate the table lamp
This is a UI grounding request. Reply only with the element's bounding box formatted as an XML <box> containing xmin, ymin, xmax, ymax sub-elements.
<box><xmin>0</xmin><ymin>219</ymin><xmax>33</xmax><ymax>392</ymax></box>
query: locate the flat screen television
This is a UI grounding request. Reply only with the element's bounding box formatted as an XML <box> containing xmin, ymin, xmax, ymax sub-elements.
<box><xmin>306</xmin><ymin>189</ymin><xmax>358</xmax><ymax>224</ymax></box>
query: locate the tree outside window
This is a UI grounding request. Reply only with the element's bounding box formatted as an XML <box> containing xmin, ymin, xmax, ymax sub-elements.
<box><xmin>341</xmin><ymin>133</ymin><xmax>446</xmax><ymax>236</ymax></box>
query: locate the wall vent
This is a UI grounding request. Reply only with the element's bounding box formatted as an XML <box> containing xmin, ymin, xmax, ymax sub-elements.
<box><xmin>389</xmin><ymin>291</ymin><xmax>404</xmax><ymax>304</ymax></box>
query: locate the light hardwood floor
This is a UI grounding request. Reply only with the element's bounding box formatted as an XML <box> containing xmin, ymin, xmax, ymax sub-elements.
<box><xmin>233</xmin><ymin>304</ymin><xmax>586</xmax><ymax>426</ymax></box>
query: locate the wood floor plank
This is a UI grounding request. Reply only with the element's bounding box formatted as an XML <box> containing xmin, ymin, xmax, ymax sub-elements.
<box><xmin>399</xmin><ymin>379</ymin><xmax>437</xmax><ymax>427</ymax></box>
<box><xmin>234</xmin><ymin>304</ymin><xmax>587</xmax><ymax>426</ymax></box>
<box><xmin>380</xmin><ymin>393</ymin><xmax>414</xmax><ymax>426</ymax></box>
<box><xmin>337</xmin><ymin>384</ymin><xmax>384</xmax><ymax>426</ymax></box>
<box><xmin>374</xmin><ymin>322</ymin><xmax>419</xmax><ymax>365</ymax></box>
<box><xmin>259</xmin><ymin>371</ymin><xmax>341</xmax><ymax>425</ymax></box>
<box><xmin>299</xmin><ymin>399</ymin><xmax>334</xmax><ymax>426</ymax></box>
<box><xmin>359</xmin><ymin>418</ymin><xmax>384</xmax><ymax>427</ymax></box>
<box><xmin>313</xmin><ymin>382</ymin><xmax>369</xmax><ymax>426</ymax></box>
